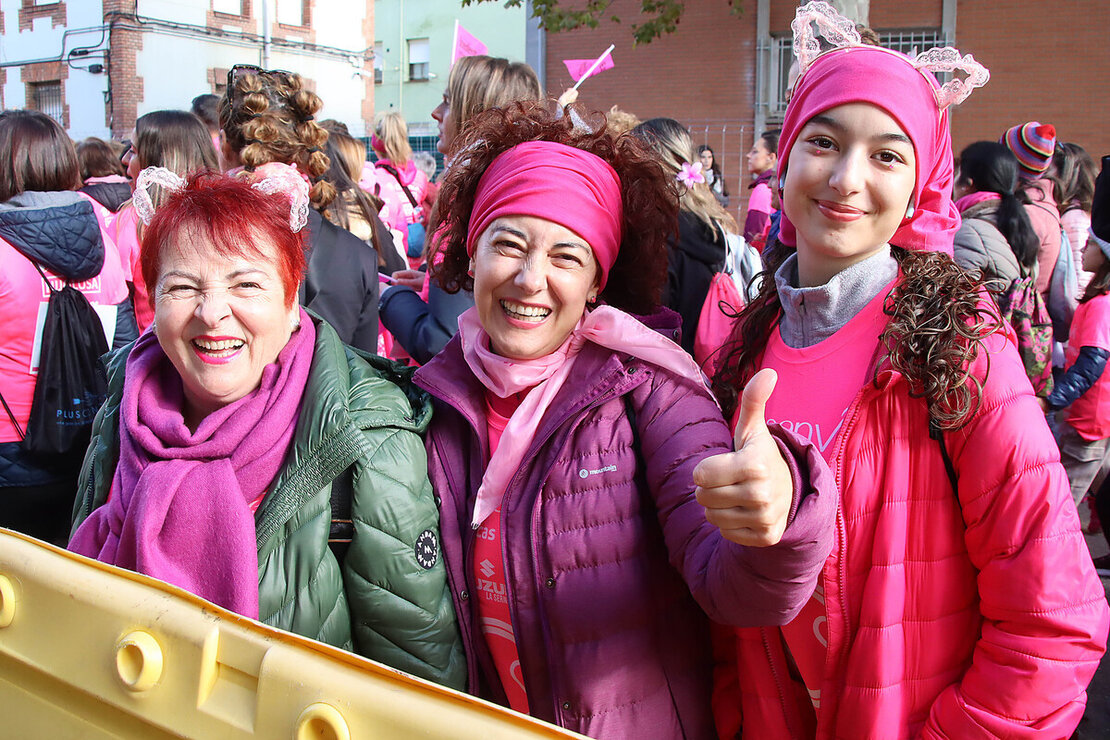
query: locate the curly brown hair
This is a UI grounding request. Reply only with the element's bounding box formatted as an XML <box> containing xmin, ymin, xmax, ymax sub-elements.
<box><xmin>710</xmin><ymin>242</ymin><xmax>1001</xmax><ymax>431</ymax></box>
<box><xmin>430</xmin><ymin>101</ymin><xmax>677</xmax><ymax>316</ymax></box>
<box><xmin>218</xmin><ymin>68</ymin><xmax>336</xmax><ymax>209</ymax></box>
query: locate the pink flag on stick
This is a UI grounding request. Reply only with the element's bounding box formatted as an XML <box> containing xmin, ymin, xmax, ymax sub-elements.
<box><xmin>452</xmin><ymin>20</ymin><xmax>488</xmax><ymax>64</ymax></box>
<box><xmin>563</xmin><ymin>44</ymin><xmax>615</xmax><ymax>88</ymax></box>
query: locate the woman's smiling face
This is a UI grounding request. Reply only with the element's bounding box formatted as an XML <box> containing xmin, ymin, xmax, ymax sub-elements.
<box><xmin>782</xmin><ymin>102</ymin><xmax>917</xmax><ymax>286</ymax></box>
<box><xmin>472</xmin><ymin>215</ymin><xmax>600</xmax><ymax>361</ymax></box>
<box><xmin>153</xmin><ymin>229</ymin><xmax>297</xmax><ymax>427</ymax></box>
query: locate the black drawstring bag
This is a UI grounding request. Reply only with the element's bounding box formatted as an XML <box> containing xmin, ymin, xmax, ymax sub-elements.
<box><xmin>2</xmin><ymin>262</ymin><xmax>110</xmax><ymax>455</ymax></box>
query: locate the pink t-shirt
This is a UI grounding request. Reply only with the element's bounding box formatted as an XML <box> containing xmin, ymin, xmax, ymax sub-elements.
<box><xmin>1065</xmin><ymin>293</ymin><xmax>1110</xmax><ymax>441</ymax></box>
<box><xmin>0</xmin><ymin>208</ymin><xmax>129</xmax><ymax>443</ymax></box>
<box><xmin>747</xmin><ymin>180</ymin><xmax>773</xmax><ymax>217</ymax></box>
<box><xmin>107</xmin><ymin>204</ymin><xmax>154</xmax><ymax>331</ymax></box>
<box><xmin>761</xmin><ymin>280</ymin><xmax>893</xmax><ymax>461</ymax></box>
<box><xmin>758</xmin><ymin>279</ymin><xmax>893</xmax><ymax>709</ymax></box>
<box><xmin>474</xmin><ymin>390</ymin><xmax>530</xmax><ymax>713</ymax></box>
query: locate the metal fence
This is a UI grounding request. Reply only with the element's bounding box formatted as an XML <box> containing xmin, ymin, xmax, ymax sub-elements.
<box><xmin>684</xmin><ymin>119</ymin><xmax>757</xmax><ymax>222</ymax></box>
<box><xmin>358</xmin><ymin>134</ymin><xmax>445</xmax><ymax>181</ymax></box>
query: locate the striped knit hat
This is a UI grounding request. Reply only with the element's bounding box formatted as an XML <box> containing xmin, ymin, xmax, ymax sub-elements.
<box><xmin>1000</xmin><ymin>121</ymin><xmax>1056</xmax><ymax>180</ymax></box>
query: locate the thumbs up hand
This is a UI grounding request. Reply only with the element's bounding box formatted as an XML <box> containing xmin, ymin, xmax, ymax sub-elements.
<box><xmin>694</xmin><ymin>369</ymin><xmax>794</xmax><ymax>547</ymax></box>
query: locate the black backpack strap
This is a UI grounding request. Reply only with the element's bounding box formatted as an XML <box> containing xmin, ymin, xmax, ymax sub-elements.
<box><xmin>928</xmin><ymin>418</ymin><xmax>961</xmax><ymax>513</ymax></box>
<box><xmin>328</xmin><ymin>464</ymin><xmax>355</xmax><ymax>562</ymax></box>
<box><xmin>0</xmin><ymin>389</ymin><xmax>25</xmax><ymax>440</ymax></box>
<box><xmin>377</xmin><ymin>163</ymin><xmax>421</xmax><ymax>209</ymax></box>
<box><xmin>0</xmin><ymin>260</ymin><xmax>54</xmax><ymax>440</ymax></box>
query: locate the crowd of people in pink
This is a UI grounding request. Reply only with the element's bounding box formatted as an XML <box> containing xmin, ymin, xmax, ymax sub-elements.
<box><xmin>1</xmin><ymin>3</ymin><xmax>1109</xmax><ymax>738</ymax></box>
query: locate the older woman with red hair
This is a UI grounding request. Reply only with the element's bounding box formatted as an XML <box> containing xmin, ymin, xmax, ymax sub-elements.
<box><xmin>69</xmin><ymin>169</ymin><xmax>464</xmax><ymax>689</ymax></box>
<box><xmin>413</xmin><ymin>101</ymin><xmax>836</xmax><ymax>739</ymax></box>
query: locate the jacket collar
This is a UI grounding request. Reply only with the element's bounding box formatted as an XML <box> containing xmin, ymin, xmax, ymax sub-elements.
<box><xmin>0</xmin><ymin>191</ymin><xmax>104</xmax><ymax>280</ymax></box>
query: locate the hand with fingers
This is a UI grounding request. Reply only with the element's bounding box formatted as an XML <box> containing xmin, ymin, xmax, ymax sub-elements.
<box><xmin>694</xmin><ymin>368</ymin><xmax>794</xmax><ymax>547</ymax></box>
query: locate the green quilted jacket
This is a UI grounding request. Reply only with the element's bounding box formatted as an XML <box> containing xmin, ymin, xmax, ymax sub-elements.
<box><xmin>71</xmin><ymin>317</ymin><xmax>466</xmax><ymax>690</ymax></box>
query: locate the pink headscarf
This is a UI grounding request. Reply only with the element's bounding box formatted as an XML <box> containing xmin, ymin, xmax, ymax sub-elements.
<box><xmin>465</xmin><ymin>141</ymin><xmax>623</xmax><ymax>289</ymax></box>
<box><xmin>777</xmin><ymin>46</ymin><xmax>960</xmax><ymax>255</ymax></box>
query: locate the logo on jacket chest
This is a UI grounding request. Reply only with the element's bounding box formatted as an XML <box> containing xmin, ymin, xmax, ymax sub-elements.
<box><xmin>578</xmin><ymin>464</ymin><xmax>617</xmax><ymax>479</ymax></box>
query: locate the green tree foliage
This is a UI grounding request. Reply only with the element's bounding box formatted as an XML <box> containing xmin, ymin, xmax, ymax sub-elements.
<box><xmin>461</xmin><ymin>0</ymin><xmax>745</xmax><ymax>45</ymax></box>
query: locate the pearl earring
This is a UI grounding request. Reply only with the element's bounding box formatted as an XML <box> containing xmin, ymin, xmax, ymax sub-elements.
<box><xmin>904</xmin><ymin>202</ymin><xmax>915</xmax><ymax>220</ymax></box>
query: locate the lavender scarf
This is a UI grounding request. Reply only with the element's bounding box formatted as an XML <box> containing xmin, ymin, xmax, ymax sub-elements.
<box><xmin>69</xmin><ymin>309</ymin><xmax>315</xmax><ymax>618</ymax></box>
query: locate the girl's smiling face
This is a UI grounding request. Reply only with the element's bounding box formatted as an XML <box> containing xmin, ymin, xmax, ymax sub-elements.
<box><xmin>782</xmin><ymin>102</ymin><xmax>917</xmax><ymax>287</ymax></box>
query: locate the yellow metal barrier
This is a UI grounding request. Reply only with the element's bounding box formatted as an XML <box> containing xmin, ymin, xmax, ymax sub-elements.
<box><xmin>0</xmin><ymin>528</ymin><xmax>583</xmax><ymax>739</ymax></box>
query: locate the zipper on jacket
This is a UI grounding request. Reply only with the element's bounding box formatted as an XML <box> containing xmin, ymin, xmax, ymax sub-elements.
<box><xmin>514</xmin><ymin>369</ymin><xmax>646</xmax><ymax>727</ymax></box>
<box><xmin>762</xmin><ymin>628</ymin><xmax>803</xmax><ymax>740</ymax></box>
<box><xmin>817</xmin><ymin>384</ymin><xmax>869</xmax><ymax>738</ymax></box>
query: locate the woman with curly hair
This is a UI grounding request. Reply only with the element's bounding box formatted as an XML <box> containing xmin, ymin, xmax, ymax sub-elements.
<box><xmin>707</xmin><ymin>4</ymin><xmax>1108</xmax><ymax>739</ymax></box>
<box><xmin>219</xmin><ymin>64</ymin><xmax>381</xmax><ymax>353</ymax></box>
<box><xmin>413</xmin><ymin>101</ymin><xmax>835</xmax><ymax>739</ymax></box>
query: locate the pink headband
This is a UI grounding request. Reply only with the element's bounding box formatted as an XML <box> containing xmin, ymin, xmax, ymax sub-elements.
<box><xmin>370</xmin><ymin>133</ymin><xmax>386</xmax><ymax>155</ymax></box>
<box><xmin>778</xmin><ymin>46</ymin><xmax>961</xmax><ymax>254</ymax></box>
<box><xmin>466</xmin><ymin>141</ymin><xmax>623</xmax><ymax>289</ymax></box>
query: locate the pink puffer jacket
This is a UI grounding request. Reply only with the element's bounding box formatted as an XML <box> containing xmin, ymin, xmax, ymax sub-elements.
<box><xmin>715</xmin><ymin>329</ymin><xmax>1109</xmax><ymax>739</ymax></box>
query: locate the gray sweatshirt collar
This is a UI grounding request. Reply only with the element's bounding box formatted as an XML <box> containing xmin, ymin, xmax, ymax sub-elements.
<box><xmin>775</xmin><ymin>246</ymin><xmax>898</xmax><ymax>349</ymax></box>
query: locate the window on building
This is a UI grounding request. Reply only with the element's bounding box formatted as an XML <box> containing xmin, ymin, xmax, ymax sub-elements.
<box><xmin>408</xmin><ymin>38</ymin><xmax>430</xmax><ymax>82</ymax></box>
<box><xmin>762</xmin><ymin>28</ymin><xmax>947</xmax><ymax>122</ymax></box>
<box><xmin>212</xmin><ymin>0</ymin><xmax>245</xmax><ymax>16</ymax></box>
<box><xmin>374</xmin><ymin>42</ymin><xmax>384</xmax><ymax>85</ymax></box>
<box><xmin>32</xmin><ymin>0</ymin><xmax>61</xmax><ymax>6</ymax></box>
<box><xmin>276</xmin><ymin>0</ymin><xmax>306</xmax><ymax>27</ymax></box>
<box><xmin>29</xmin><ymin>81</ymin><xmax>63</xmax><ymax>123</ymax></box>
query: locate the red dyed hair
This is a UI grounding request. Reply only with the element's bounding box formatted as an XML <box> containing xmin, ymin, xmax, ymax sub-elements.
<box><xmin>140</xmin><ymin>171</ymin><xmax>307</xmax><ymax>309</ymax></box>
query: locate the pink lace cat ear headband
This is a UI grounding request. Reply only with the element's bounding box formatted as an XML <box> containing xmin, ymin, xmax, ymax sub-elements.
<box><xmin>133</xmin><ymin>163</ymin><xmax>311</xmax><ymax>232</ymax></box>
<box><xmin>791</xmin><ymin>1</ymin><xmax>989</xmax><ymax>109</ymax></box>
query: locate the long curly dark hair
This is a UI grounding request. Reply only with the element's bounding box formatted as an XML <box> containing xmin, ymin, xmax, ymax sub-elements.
<box><xmin>710</xmin><ymin>241</ymin><xmax>1001</xmax><ymax>431</ymax></box>
<box><xmin>430</xmin><ymin>101</ymin><xmax>676</xmax><ymax>315</ymax></box>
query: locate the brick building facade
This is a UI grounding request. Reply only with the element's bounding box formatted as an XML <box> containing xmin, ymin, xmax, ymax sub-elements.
<box><xmin>545</xmin><ymin>0</ymin><xmax>1110</xmax><ymax>220</ymax></box>
<box><xmin>3</xmin><ymin>1</ymin><xmax>376</xmax><ymax>140</ymax></box>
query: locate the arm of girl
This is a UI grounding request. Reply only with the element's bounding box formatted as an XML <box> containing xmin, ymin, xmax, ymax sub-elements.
<box><xmin>920</xmin><ymin>336</ymin><xmax>1109</xmax><ymax>738</ymax></box>
<box><xmin>1047</xmin><ymin>346</ymin><xmax>1110</xmax><ymax>410</ymax></box>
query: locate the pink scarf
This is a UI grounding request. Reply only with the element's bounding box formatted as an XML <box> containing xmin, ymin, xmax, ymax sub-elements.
<box><xmin>459</xmin><ymin>305</ymin><xmax>711</xmax><ymax>528</ymax></box>
<box><xmin>69</xmin><ymin>309</ymin><xmax>315</xmax><ymax>618</ymax></box>
<box><xmin>954</xmin><ymin>190</ymin><xmax>1001</xmax><ymax>213</ymax></box>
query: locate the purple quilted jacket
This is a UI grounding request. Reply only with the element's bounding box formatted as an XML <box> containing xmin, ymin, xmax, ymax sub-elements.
<box><xmin>414</xmin><ymin>317</ymin><xmax>836</xmax><ymax>739</ymax></box>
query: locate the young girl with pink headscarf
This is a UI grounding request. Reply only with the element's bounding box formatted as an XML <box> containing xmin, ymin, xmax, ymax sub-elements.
<box><xmin>414</xmin><ymin>100</ymin><xmax>837</xmax><ymax>739</ymax></box>
<box><xmin>707</xmin><ymin>3</ymin><xmax>1108</xmax><ymax>738</ymax></box>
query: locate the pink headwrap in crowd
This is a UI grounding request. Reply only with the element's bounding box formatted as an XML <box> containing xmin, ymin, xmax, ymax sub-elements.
<box><xmin>465</xmin><ymin>141</ymin><xmax>623</xmax><ymax>289</ymax></box>
<box><xmin>777</xmin><ymin>45</ymin><xmax>962</xmax><ymax>255</ymax></box>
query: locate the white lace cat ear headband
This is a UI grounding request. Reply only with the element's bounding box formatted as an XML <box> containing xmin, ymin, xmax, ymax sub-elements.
<box><xmin>791</xmin><ymin>1</ymin><xmax>989</xmax><ymax>109</ymax></box>
<box><xmin>133</xmin><ymin>163</ymin><xmax>311</xmax><ymax>232</ymax></box>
